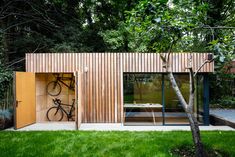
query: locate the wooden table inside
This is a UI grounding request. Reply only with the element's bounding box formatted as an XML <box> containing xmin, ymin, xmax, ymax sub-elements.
<box><xmin>124</xmin><ymin>103</ymin><xmax>162</xmax><ymax>125</ymax></box>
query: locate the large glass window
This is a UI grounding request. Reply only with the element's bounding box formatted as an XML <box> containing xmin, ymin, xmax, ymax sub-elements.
<box><xmin>164</xmin><ymin>75</ymin><xmax>189</xmax><ymax>124</ymax></box>
<box><xmin>123</xmin><ymin>73</ymin><xmax>163</xmax><ymax>125</ymax></box>
<box><xmin>123</xmin><ymin>73</ymin><xmax>205</xmax><ymax>125</ymax></box>
<box><xmin>124</xmin><ymin>74</ymin><xmax>162</xmax><ymax>104</ymax></box>
<box><xmin>196</xmin><ymin>75</ymin><xmax>204</xmax><ymax>123</ymax></box>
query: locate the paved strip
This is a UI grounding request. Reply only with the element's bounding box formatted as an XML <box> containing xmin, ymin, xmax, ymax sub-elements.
<box><xmin>210</xmin><ymin>109</ymin><xmax>235</xmax><ymax>123</ymax></box>
<box><xmin>79</xmin><ymin>123</ymin><xmax>234</xmax><ymax>131</ymax></box>
<box><xmin>6</xmin><ymin>122</ymin><xmax>234</xmax><ymax>131</ymax></box>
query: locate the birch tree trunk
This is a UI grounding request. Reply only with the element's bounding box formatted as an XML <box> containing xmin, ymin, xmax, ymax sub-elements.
<box><xmin>161</xmin><ymin>53</ymin><xmax>207</xmax><ymax>157</ymax></box>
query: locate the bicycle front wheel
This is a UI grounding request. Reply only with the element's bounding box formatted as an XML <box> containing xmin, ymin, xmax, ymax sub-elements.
<box><xmin>46</xmin><ymin>81</ymin><xmax>62</xmax><ymax>96</ymax></box>
<box><xmin>46</xmin><ymin>107</ymin><xmax>64</xmax><ymax>121</ymax></box>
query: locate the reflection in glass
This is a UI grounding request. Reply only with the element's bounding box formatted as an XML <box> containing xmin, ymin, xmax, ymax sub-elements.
<box><xmin>164</xmin><ymin>75</ymin><xmax>189</xmax><ymax>124</ymax></box>
<box><xmin>123</xmin><ymin>74</ymin><xmax>163</xmax><ymax>125</ymax></box>
<box><xmin>123</xmin><ymin>73</ymin><xmax>205</xmax><ymax>125</ymax></box>
<box><xmin>196</xmin><ymin>75</ymin><xmax>204</xmax><ymax>123</ymax></box>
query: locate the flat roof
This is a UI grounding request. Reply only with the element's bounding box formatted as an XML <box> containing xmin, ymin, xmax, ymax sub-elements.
<box><xmin>25</xmin><ymin>52</ymin><xmax>214</xmax><ymax>73</ymax></box>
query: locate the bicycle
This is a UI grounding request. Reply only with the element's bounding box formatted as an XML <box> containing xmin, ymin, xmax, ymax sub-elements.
<box><xmin>46</xmin><ymin>98</ymin><xmax>75</xmax><ymax>121</ymax></box>
<box><xmin>46</xmin><ymin>73</ymin><xmax>75</xmax><ymax>96</ymax></box>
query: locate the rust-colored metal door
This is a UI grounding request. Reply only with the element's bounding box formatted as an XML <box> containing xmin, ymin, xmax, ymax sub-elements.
<box><xmin>14</xmin><ymin>72</ymin><xmax>36</xmax><ymax>129</ymax></box>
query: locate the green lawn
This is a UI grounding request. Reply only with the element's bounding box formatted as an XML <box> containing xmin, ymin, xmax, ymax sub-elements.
<box><xmin>0</xmin><ymin>131</ymin><xmax>235</xmax><ymax>157</ymax></box>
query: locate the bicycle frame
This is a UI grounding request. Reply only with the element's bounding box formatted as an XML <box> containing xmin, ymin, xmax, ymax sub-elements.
<box><xmin>53</xmin><ymin>74</ymin><xmax>75</xmax><ymax>90</ymax></box>
<box><xmin>58</xmin><ymin>79</ymin><xmax>74</xmax><ymax>90</ymax></box>
<box><xmin>57</xmin><ymin>101</ymin><xmax>75</xmax><ymax>120</ymax></box>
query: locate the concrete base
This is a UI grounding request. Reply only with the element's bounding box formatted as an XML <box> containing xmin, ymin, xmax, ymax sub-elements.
<box><xmin>80</xmin><ymin>123</ymin><xmax>234</xmax><ymax>131</ymax></box>
<box><xmin>7</xmin><ymin>122</ymin><xmax>76</xmax><ymax>131</ymax></box>
<box><xmin>210</xmin><ymin>109</ymin><xmax>235</xmax><ymax>123</ymax></box>
<box><xmin>210</xmin><ymin>109</ymin><xmax>235</xmax><ymax>129</ymax></box>
<box><xmin>6</xmin><ymin>122</ymin><xmax>235</xmax><ymax>131</ymax></box>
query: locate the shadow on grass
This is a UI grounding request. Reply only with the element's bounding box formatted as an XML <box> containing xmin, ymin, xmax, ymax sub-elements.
<box><xmin>171</xmin><ymin>144</ymin><xmax>229</xmax><ymax>157</ymax></box>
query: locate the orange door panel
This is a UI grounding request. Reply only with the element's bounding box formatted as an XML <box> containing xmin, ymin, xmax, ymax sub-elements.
<box><xmin>15</xmin><ymin>72</ymin><xmax>36</xmax><ymax>129</ymax></box>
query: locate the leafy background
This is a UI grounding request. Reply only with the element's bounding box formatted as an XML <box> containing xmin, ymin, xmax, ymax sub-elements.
<box><xmin>0</xmin><ymin>0</ymin><xmax>234</xmax><ymax>109</ymax></box>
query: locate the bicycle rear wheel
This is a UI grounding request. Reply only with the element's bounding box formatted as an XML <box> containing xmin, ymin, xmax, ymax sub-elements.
<box><xmin>46</xmin><ymin>81</ymin><xmax>62</xmax><ymax>96</ymax></box>
<box><xmin>46</xmin><ymin>107</ymin><xmax>64</xmax><ymax>121</ymax></box>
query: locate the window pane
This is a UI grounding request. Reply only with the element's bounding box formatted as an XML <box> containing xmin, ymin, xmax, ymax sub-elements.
<box><xmin>164</xmin><ymin>75</ymin><xmax>189</xmax><ymax>124</ymax></box>
<box><xmin>123</xmin><ymin>73</ymin><xmax>205</xmax><ymax>125</ymax></box>
<box><xmin>123</xmin><ymin>73</ymin><xmax>163</xmax><ymax>125</ymax></box>
<box><xmin>196</xmin><ymin>75</ymin><xmax>204</xmax><ymax>123</ymax></box>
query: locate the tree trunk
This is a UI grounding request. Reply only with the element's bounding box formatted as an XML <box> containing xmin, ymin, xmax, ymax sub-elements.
<box><xmin>187</xmin><ymin>113</ymin><xmax>205</xmax><ymax>157</ymax></box>
<box><xmin>166</xmin><ymin>72</ymin><xmax>205</xmax><ymax>157</ymax></box>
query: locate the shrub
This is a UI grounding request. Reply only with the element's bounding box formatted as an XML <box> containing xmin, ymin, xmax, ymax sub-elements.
<box><xmin>210</xmin><ymin>96</ymin><xmax>235</xmax><ymax>109</ymax></box>
<box><xmin>0</xmin><ymin>61</ymin><xmax>13</xmax><ymax>110</ymax></box>
<box><xmin>0</xmin><ymin>108</ymin><xmax>13</xmax><ymax>130</ymax></box>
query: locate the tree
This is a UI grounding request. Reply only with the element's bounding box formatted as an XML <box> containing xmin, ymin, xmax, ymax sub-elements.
<box><xmin>0</xmin><ymin>0</ymin><xmax>141</xmax><ymax>105</ymax></box>
<box><xmin>126</xmin><ymin>0</ymin><xmax>210</xmax><ymax>156</ymax></box>
<box><xmin>204</xmin><ymin>0</ymin><xmax>235</xmax><ymax>101</ymax></box>
<box><xmin>0</xmin><ymin>0</ymin><xmax>138</xmax><ymax>69</ymax></box>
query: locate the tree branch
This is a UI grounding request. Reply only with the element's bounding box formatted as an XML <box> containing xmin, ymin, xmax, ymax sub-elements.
<box><xmin>160</xmin><ymin>39</ymin><xmax>189</xmax><ymax>111</ymax></box>
<box><xmin>6</xmin><ymin>58</ymin><xmax>25</xmax><ymax>68</ymax></box>
<box><xmin>188</xmin><ymin>67</ymin><xmax>195</xmax><ymax>112</ymax></box>
<box><xmin>199</xmin><ymin>25</ymin><xmax>214</xmax><ymax>41</ymax></box>
<box><xmin>25</xmin><ymin>1</ymin><xmax>59</xmax><ymax>28</ymax></box>
<box><xmin>166</xmin><ymin>39</ymin><xmax>177</xmax><ymax>63</ymax></box>
<box><xmin>194</xmin><ymin>59</ymin><xmax>214</xmax><ymax>77</ymax></box>
<box><xmin>6</xmin><ymin>44</ymin><xmax>43</xmax><ymax>68</ymax></box>
<box><xmin>2</xmin><ymin>19</ymin><xmax>34</xmax><ymax>32</ymax></box>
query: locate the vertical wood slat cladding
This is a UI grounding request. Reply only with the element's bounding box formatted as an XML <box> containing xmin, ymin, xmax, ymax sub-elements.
<box><xmin>26</xmin><ymin>53</ymin><xmax>214</xmax><ymax>123</ymax></box>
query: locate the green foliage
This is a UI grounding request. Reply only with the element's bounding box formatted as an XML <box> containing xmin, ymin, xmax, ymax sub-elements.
<box><xmin>219</xmin><ymin>96</ymin><xmax>235</xmax><ymax>107</ymax></box>
<box><xmin>100</xmin><ymin>22</ymin><xmax>149</xmax><ymax>52</ymax></box>
<box><xmin>211</xmin><ymin>96</ymin><xmax>235</xmax><ymax>109</ymax></box>
<box><xmin>204</xmin><ymin>0</ymin><xmax>235</xmax><ymax>103</ymax></box>
<box><xmin>0</xmin><ymin>65</ymin><xmax>13</xmax><ymax>109</ymax></box>
<box><xmin>0</xmin><ymin>67</ymin><xmax>12</xmax><ymax>96</ymax></box>
<box><xmin>209</xmin><ymin>75</ymin><xmax>235</xmax><ymax>105</ymax></box>
<box><xmin>210</xmin><ymin>34</ymin><xmax>235</xmax><ymax>71</ymax></box>
<box><xmin>125</xmin><ymin>0</ymin><xmax>235</xmax><ymax>105</ymax></box>
<box><xmin>0</xmin><ymin>33</ymin><xmax>13</xmax><ymax>109</ymax></box>
<box><xmin>126</xmin><ymin>0</ymin><xmax>208</xmax><ymax>52</ymax></box>
<box><xmin>0</xmin><ymin>0</ymin><xmax>234</xmax><ymax>105</ymax></box>
<box><xmin>209</xmin><ymin>32</ymin><xmax>235</xmax><ymax>102</ymax></box>
<box><xmin>99</xmin><ymin>22</ymin><xmax>128</xmax><ymax>51</ymax></box>
<box><xmin>0</xmin><ymin>0</ymin><xmax>138</xmax><ymax>64</ymax></box>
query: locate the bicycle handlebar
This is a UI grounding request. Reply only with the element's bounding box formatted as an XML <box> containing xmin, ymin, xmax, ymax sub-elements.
<box><xmin>52</xmin><ymin>98</ymin><xmax>75</xmax><ymax>106</ymax></box>
<box><xmin>53</xmin><ymin>98</ymin><xmax>61</xmax><ymax>105</ymax></box>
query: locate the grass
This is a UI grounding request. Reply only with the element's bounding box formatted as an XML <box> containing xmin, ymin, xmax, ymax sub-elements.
<box><xmin>0</xmin><ymin>131</ymin><xmax>235</xmax><ymax>157</ymax></box>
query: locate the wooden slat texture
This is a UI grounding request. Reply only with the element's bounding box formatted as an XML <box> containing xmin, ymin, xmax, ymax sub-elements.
<box><xmin>25</xmin><ymin>52</ymin><xmax>214</xmax><ymax>123</ymax></box>
<box><xmin>75</xmin><ymin>71</ymin><xmax>83</xmax><ymax>129</ymax></box>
